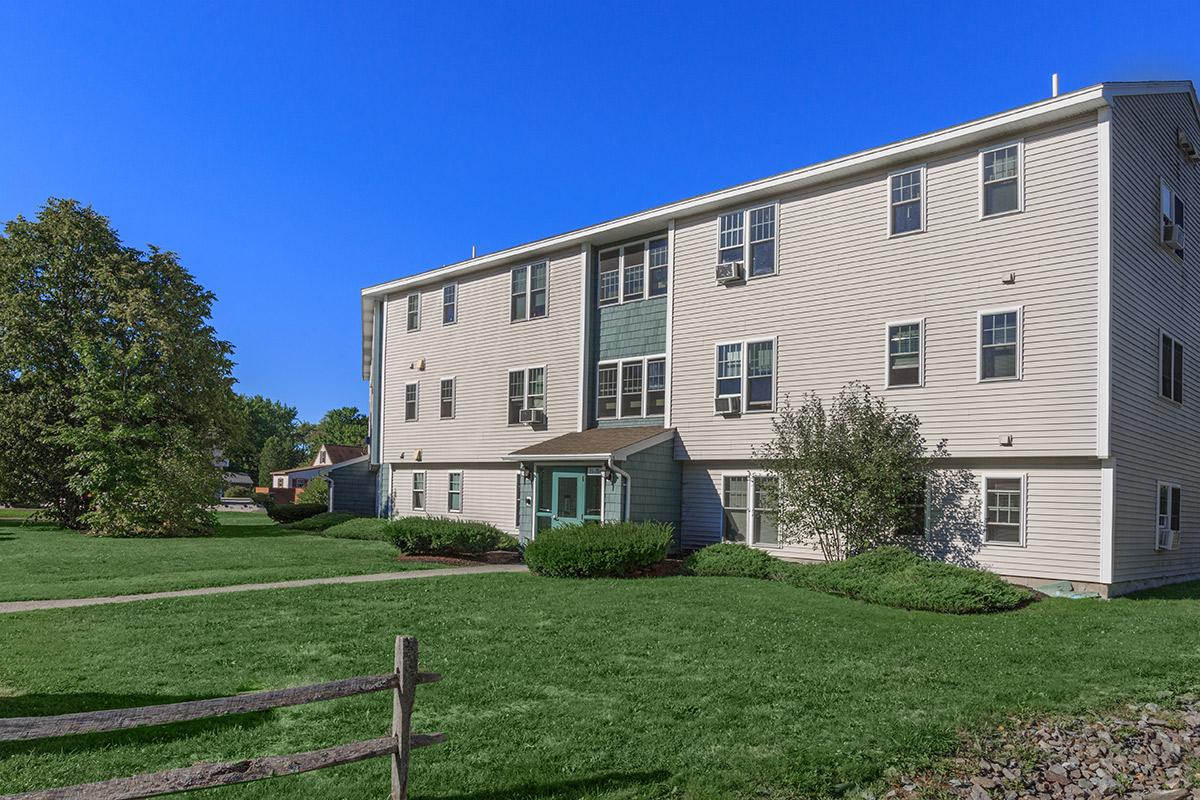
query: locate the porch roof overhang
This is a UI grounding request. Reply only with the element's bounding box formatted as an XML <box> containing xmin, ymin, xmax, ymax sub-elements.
<box><xmin>501</xmin><ymin>426</ymin><xmax>675</xmax><ymax>463</ymax></box>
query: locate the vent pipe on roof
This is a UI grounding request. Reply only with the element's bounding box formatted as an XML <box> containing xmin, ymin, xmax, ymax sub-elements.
<box><xmin>1051</xmin><ymin>73</ymin><xmax>1059</xmax><ymax>98</ymax></box>
<box><xmin>471</xmin><ymin>245</ymin><xmax>477</xmax><ymax>258</ymax></box>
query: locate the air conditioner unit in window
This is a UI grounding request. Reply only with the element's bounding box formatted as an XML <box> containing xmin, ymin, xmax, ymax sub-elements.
<box><xmin>1163</xmin><ymin>223</ymin><xmax>1185</xmax><ymax>250</ymax></box>
<box><xmin>715</xmin><ymin>261</ymin><xmax>744</xmax><ymax>284</ymax></box>
<box><xmin>1156</xmin><ymin>526</ymin><xmax>1179</xmax><ymax>551</ymax></box>
<box><xmin>713</xmin><ymin>395</ymin><xmax>742</xmax><ymax>416</ymax></box>
<box><xmin>518</xmin><ymin>407</ymin><xmax>545</xmax><ymax>425</ymax></box>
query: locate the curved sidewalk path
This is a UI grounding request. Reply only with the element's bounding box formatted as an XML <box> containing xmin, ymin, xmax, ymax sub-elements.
<box><xmin>0</xmin><ymin>564</ymin><xmax>529</xmax><ymax>614</ymax></box>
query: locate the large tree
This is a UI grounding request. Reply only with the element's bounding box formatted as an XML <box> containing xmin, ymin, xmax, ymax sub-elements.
<box><xmin>755</xmin><ymin>383</ymin><xmax>948</xmax><ymax>561</ymax></box>
<box><xmin>226</xmin><ymin>394</ymin><xmax>298</xmax><ymax>481</ymax></box>
<box><xmin>258</xmin><ymin>432</ymin><xmax>306</xmax><ymax>487</ymax></box>
<box><xmin>0</xmin><ymin>199</ymin><xmax>239</xmax><ymax>535</ymax></box>
<box><xmin>305</xmin><ymin>406</ymin><xmax>367</xmax><ymax>450</ymax></box>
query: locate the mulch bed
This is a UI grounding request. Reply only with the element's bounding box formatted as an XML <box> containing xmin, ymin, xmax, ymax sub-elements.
<box><xmin>886</xmin><ymin>696</ymin><xmax>1200</xmax><ymax>800</ymax></box>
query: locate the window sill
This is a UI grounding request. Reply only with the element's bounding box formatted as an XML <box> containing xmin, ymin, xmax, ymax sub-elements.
<box><xmin>1156</xmin><ymin>393</ymin><xmax>1184</xmax><ymax>408</ymax></box>
<box><xmin>888</xmin><ymin>228</ymin><xmax>925</xmax><ymax>239</ymax></box>
<box><xmin>977</xmin><ymin>376</ymin><xmax>1022</xmax><ymax>384</ymax></box>
<box><xmin>979</xmin><ymin>208</ymin><xmax>1024</xmax><ymax>221</ymax></box>
<box><xmin>885</xmin><ymin>382</ymin><xmax>924</xmax><ymax>390</ymax></box>
<box><xmin>981</xmin><ymin>538</ymin><xmax>1026</xmax><ymax>548</ymax></box>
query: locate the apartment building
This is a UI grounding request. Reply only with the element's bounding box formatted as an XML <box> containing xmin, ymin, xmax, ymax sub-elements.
<box><xmin>360</xmin><ymin>81</ymin><xmax>1200</xmax><ymax>596</ymax></box>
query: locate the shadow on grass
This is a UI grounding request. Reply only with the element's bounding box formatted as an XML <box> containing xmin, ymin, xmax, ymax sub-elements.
<box><xmin>1122</xmin><ymin>580</ymin><xmax>1200</xmax><ymax>601</ymax></box>
<box><xmin>0</xmin><ymin>692</ymin><xmax>272</xmax><ymax>756</ymax></box>
<box><xmin>418</xmin><ymin>769</ymin><xmax>672</xmax><ymax>800</ymax></box>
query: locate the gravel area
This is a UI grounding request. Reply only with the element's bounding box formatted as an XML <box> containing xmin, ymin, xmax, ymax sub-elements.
<box><xmin>886</xmin><ymin>698</ymin><xmax>1200</xmax><ymax>800</ymax></box>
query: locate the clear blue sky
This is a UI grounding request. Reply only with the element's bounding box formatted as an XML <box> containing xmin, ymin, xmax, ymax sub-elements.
<box><xmin>1</xmin><ymin>1</ymin><xmax>1196</xmax><ymax>422</ymax></box>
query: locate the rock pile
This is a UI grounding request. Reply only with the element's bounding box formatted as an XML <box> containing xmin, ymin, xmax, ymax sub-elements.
<box><xmin>885</xmin><ymin>700</ymin><xmax>1200</xmax><ymax>800</ymax></box>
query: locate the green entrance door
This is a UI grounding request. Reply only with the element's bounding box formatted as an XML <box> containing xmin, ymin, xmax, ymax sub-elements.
<box><xmin>551</xmin><ymin>471</ymin><xmax>585</xmax><ymax>528</ymax></box>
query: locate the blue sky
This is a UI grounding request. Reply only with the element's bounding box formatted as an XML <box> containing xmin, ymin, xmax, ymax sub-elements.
<box><xmin>1</xmin><ymin>1</ymin><xmax>1196</xmax><ymax>421</ymax></box>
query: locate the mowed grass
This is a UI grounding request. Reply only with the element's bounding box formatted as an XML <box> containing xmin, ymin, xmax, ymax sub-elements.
<box><xmin>1</xmin><ymin>574</ymin><xmax>1198</xmax><ymax>799</ymax></box>
<box><xmin>0</xmin><ymin>512</ymin><xmax>428</xmax><ymax>602</ymax></box>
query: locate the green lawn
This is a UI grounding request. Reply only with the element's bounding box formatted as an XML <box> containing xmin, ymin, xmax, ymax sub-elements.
<box><xmin>1</xmin><ymin>574</ymin><xmax>1198</xmax><ymax>799</ymax></box>
<box><xmin>0</xmin><ymin>512</ymin><xmax>428</xmax><ymax>602</ymax></box>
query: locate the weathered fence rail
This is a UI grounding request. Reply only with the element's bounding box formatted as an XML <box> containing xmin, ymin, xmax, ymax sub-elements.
<box><xmin>0</xmin><ymin>636</ymin><xmax>443</xmax><ymax>800</ymax></box>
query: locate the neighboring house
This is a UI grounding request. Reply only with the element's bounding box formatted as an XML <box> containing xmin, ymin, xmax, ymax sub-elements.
<box><xmin>360</xmin><ymin>81</ymin><xmax>1200</xmax><ymax>597</ymax></box>
<box><xmin>269</xmin><ymin>444</ymin><xmax>367</xmax><ymax>504</ymax></box>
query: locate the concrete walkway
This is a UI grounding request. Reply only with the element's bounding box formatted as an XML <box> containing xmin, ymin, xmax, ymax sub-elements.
<box><xmin>0</xmin><ymin>564</ymin><xmax>529</xmax><ymax>614</ymax></box>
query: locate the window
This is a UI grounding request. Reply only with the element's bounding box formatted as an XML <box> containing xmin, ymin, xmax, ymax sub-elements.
<box><xmin>406</xmin><ymin>294</ymin><xmax>420</xmax><ymax>331</ymax></box>
<box><xmin>598</xmin><ymin>249</ymin><xmax>620</xmax><ymax>306</ymax></box>
<box><xmin>442</xmin><ymin>284</ymin><xmax>457</xmax><ymax>325</ymax></box>
<box><xmin>623</xmin><ymin>244</ymin><xmax>644</xmax><ymax>302</ymax></box>
<box><xmin>447</xmin><ymin>472</ymin><xmax>462</xmax><ymax>513</ymax></box>
<box><xmin>983</xmin><ymin>476</ymin><xmax>1023</xmax><ymax>544</ymax></box>
<box><xmin>646</xmin><ymin>357</ymin><xmax>666</xmax><ymax>415</ymax></box>
<box><xmin>411</xmin><ymin>472</ymin><xmax>426</xmax><ymax>511</ymax></box>
<box><xmin>1161</xmin><ymin>333</ymin><xmax>1184</xmax><ymax>404</ymax></box>
<box><xmin>584</xmin><ymin>473</ymin><xmax>602</xmax><ymax>517</ymax></box>
<box><xmin>897</xmin><ymin>477</ymin><xmax>927</xmax><ymax>538</ymax></box>
<box><xmin>981</xmin><ymin>143</ymin><xmax>1022</xmax><ymax>217</ymax></box>
<box><xmin>714</xmin><ymin>339</ymin><xmax>775</xmax><ymax>412</ymax></box>
<box><xmin>1161</xmin><ymin>181</ymin><xmax>1186</xmax><ymax>256</ymax></box>
<box><xmin>718</xmin><ymin>205</ymin><xmax>777</xmax><ymax>277</ymax></box>
<box><xmin>886</xmin><ymin>321</ymin><xmax>923</xmax><ymax>388</ymax></box>
<box><xmin>511</xmin><ymin>262</ymin><xmax>548</xmax><ymax>321</ymax></box>
<box><xmin>621</xmin><ymin>362</ymin><xmax>643</xmax><ymax>417</ymax></box>
<box><xmin>596</xmin><ymin>355</ymin><xmax>666</xmax><ymax>420</ymax></box>
<box><xmin>980</xmin><ymin>310</ymin><xmax>1020</xmax><ymax>381</ymax></box>
<box><xmin>722</xmin><ymin>474</ymin><xmax>777</xmax><ymax>545</ymax></box>
<box><xmin>597</xmin><ymin>364</ymin><xmax>618</xmax><ymax>418</ymax></box>
<box><xmin>889</xmin><ymin>167</ymin><xmax>924</xmax><ymax>235</ymax></box>
<box><xmin>507</xmin><ymin>367</ymin><xmax>546</xmax><ymax>424</ymax></box>
<box><xmin>648</xmin><ymin>238</ymin><xmax>669</xmax><ymax>297</ymax></box>
<box><xmin>404</xmin><ymin>382</ymin><xmax>418</xmax><ymax>422</ymax></box>
<box><xmin>1157</xmin><ymin>481</ymin><xmax>1182</xmax><ymax>545</ymax></box>
<box><xmin>440</xmin><ymin>378</ymin><xmax>455</xmax><ymax>419</ymax></box>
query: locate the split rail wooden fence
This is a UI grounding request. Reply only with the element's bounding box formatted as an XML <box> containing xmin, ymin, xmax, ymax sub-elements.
<box><xmin>0</xmin><ymin>636</ymin><xmax>442</xmax><ymax>800</ymax></box>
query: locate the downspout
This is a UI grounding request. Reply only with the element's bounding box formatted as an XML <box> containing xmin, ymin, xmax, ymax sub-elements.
<box><xmin>320</xmin><ymin>467</ymin><xmax>334</xmax><ymax>513</ymax></box>
<box><xmin>607</xmin><ymin>458</ymin><xmax>632</xmax><ymax>522</ymax></box>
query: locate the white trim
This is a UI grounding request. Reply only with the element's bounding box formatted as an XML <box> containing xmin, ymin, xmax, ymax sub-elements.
<box><xmin>595</xmin><ymin>354</ymin><xmax>667</xmax><ymax>421</ymax></box>
<box><xmin>376</xmin><ymin>299</ymin><xmax>388</xmax><ymax>465</ymax></box>
<box><xmin>978</xmin><ymin>140</ymin><xmax>1025</xmax><ymax>219</ymax></box>
<box><xmin>441</xmin><ymin>282</ymin><xmax>458</xmax><ymax>326</ymax></box>
<box><xmin>717</xmin><ymin>470</ymin><xmax>779</xmax><ymax>547</ymax></box>
<box><xmin>507</xmin><ymin>364</ymin><xmax>549</xmax><ymax>425</ymax></box>
<box><xmin>403</xmin><ymin>381</ymin><xmax>419</xmax><ymax>422</ymax></box>
<box><xmin>411</xmin><ymin>470</ymin><xmax>427</xmax><ymax>512</ymax></box>
<box><xmin>1097</xmin><ymin>107</ymin><xmax>1112</xmax><ymax>458</ymax></box>
<box><xmin>715</xmin><ymin>201</ymin><xmax>780</xmax><ymax>280</ymax></box>
<box><xmin>509</xmin><ymin>260</ymin><xmax>550</xmax><ymax>323</ymax></box>
<box><xmin>596</xmin><ymin>234</ymin><xmax>670</xmax><ymax>308</ymax></box>
<box><xmin>447</xmin><ymin>470</ymin><xmax>463</xmax><ymax>514</ymax></box>
<box><xmin>883</xmin><ymin>318</ymin><xmax>925</xmax><ymax>389</ymax></box>
<box><xmin>438</xmin><ymin>376</ymin><xmax>456</xmax><ymax>420</ymax></box>
<box><xmin>886</xmin><ymin>164</ymin><xmax>927</xmax><ymax>237</ymax></box>
<box><xmin>1100</xmin><ymin>460</ymin><xmax>1114</xmax><ymax>584</ymax></box>
<box><xmin>713</xmin><ymin>337</ymin><xmax>778</xmax><ymax>414</ymax></box>
<box><xmin>980</xmin><ymin>472</ymin><xmax>1028</xmax><ymax>547</ymax></box>
<box><xmin>577</xmin><ymin>244</ymin><xmax>589</xmax><ymax>431</ymax></box>
<box><xmin>976</xmin><ymin>306</ymin><xmax>1024</xmax><ymax>383</ymax></box>
<box><xmin>665</xmin><ymin>219</ymin><xmax>676</xmax><ymax>428</ymax></box>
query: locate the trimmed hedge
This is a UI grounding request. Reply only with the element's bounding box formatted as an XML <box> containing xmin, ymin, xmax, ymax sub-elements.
<box><xmin>286</xmin><ymin>511</ymin><xmax>358</xmax><ymax>532</ymax></box>
<box><xmin>266</xmin><ymin>503</ymin><xmax>327</xmax><ymax>525</ymax></box>
<box><xmin>684</xmin><ymin>542</ymin><xmax>787</xmax><ymax>579</ymax></box>
<box><xmin>389</xmin><ymin>516</ymin><xmax>512</xmax><ymax>555</ymax></box>
<box><xmin>322</xmin><ymin>517</ymin><xmax>394</xmax><ymax>541</ymax></box>
<box><xmin>222</xmin><ymin>485</ymin><xmax>253</xmax><ymax>498</ymax></box>
<box><xmin>524</xmin><ymin>521</ymin><xmax>673</xmax><ymax>578</ymax></box>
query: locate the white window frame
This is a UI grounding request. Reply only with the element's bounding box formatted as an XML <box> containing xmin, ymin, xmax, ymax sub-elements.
<box><xmin>510</xmin><ymin>261</ymin><xmax>549</xmax><ymax>322</ymax></box>
<box><xmin>406</xmin><ymin>293</ymin><xmax>420</xmax><ymax>332</ymax></box>
<box><xmin>977</xmin><ymin>307</ymin><xmax>1023</xmax><ymax>383</ymax></box>
<box><xmin>1161</xmin><ymin>178</ymin><xmax>1185</xmax><ymax>256</ymax></box>
<box><xmin>884</xmin><ymin>318</ymin><xmax>925</xmax><ymax>389</ymax></box>
<box><xmin>887</xmin><ymin>165</ymin><xmax>926</xmax><ymax>237</ymax></box>
<box><xmin>712</xmin><ymin>337</ymin><xmax>777</xmax><ymax>414</ymax></box>
<box><xmin>715</xmin><ymin>202</ymin><xmax>779</xmax><ymax>279</ymax></box>
<box><xmin>403</xmin><ymin>381</ymin><xmax>419</xmax><ymax>422</ymax></box>
<box><xmin>411</xmin><ymin>470</ymin><xmax>427</xmax><ymax>511</ymax></box>
<box><xmin>442</xmin><ymin>283</ymin><xmax>457</xmax><ymax>325</ymax></box>
<box><xmin>1160</xmin><ymin>329</ymin><xmax>1184</xmax><ymax>405</ymax></box>
<box><xmin>597</xmin><ymin>237</ymin><xmax>669</xmax><ymax>307</ymax></box>
<box><xmin>719</xmin><ymin>470</ymin><xmax>779</xmax><ymax>548</ymax></box>
<box><xmin>439</xmin><ymin>376</ymin><xmax>456</xmax><ymax>420</ymax></box>
<box><xmin>595</xmin><ymin>354</ymin><xmax>667</xmax><ymax>420</ymax></box>
<box><xmin>507</xmin><ymin>365</ymin><xmax>547</xmax><ymax>425</ymax></box>
<box><xmin>980</xmin><ymin>472</ymin><xmax>1027</xmax><ymax>547</ymax></box>
<box><xmin>978</xmin><ymin>140</ymin><xmax>1025</xmax><ymax>219</ymax></box>
<box><xmin>1155</xmin><ymin>479</ymin><xmax>1182</xmax><ymax>550</ymax></box>
<box><xmin>447</xmin><ymin>470</ymin><xmax>463</xmax><ymax>514</ymax></box>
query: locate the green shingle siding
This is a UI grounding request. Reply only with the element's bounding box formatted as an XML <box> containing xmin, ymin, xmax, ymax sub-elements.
<box><xmin>327</xmin><ymin>460</ymin><xmax>378</xmax><ymax>517</ymax></box>
<box><xmin>596</xmin><ymin>298</ymin><xmax>667</xmax><ymax>360</ymax></box>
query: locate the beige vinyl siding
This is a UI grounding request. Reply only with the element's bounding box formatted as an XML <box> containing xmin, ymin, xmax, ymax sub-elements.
<box><xmin>1108</xmin><ymin>92</ymin><xmax>1200</xmax><ymax>583</ymax></box>
<box><xmin>380</xmin><ymin>246</ymin><xmax>584</xmax><ymax>464</ymax></box>
<box><xmin>388</xmin><ymin>463</ymin><xmax>521</xmax><ymax>535</ymax></box>
<box><xmin>669</xmin><ymin>114</ymin><xmax>1100</xmax><ymax>462</ymax></box>
<box><xmin>682</xmin><ymin>460</ymin><xmax>1102</xmax><ymax>582</ymax></box>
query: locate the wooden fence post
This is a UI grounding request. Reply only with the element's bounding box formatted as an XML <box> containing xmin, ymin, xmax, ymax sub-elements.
<box><xmin>391</xmin><ymin>636</ymin><xmax>417</xmax><ymax>800</ymax></box>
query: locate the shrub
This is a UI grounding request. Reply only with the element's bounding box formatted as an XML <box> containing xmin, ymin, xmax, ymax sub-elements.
<box><xmin>296</xmin><ymin>477</ymin><xmax>329</xmax><ymax>506</ymax></box>
<box><xmin>685</xmin><ymin>543</ymin><xmax>787</xmax><ymax>579</ymax></box>
<box><xmin>323</xmin><ymin>517</ymin><xmax>394</xmax><ymax>541</ymax></box>
<box><xmin>223</xmin><ymin>485</ymin><xmax>253</xmax><ymax>498</ymax></box>
<box><xmin>252</xmin><ymin>492</ymin><xmax>275</xmax><ymax>509</ymax></box>
<box><xmin>786</xmin><ymin>546</ymin><xmax>1034</xmax><ymax>614</ymax></box>
<box><xmin>389</xmin><ymin>516</ymin><xmax>510</xmax><ymax>555</ymax></box>
<box><xmin>266</xmin><ymin>503</ymin><xmax>327</xmax><ymax>525</ymax></box>
<box><xmin>524</xmin><ymin>521</ymin><xmax>673</xmax><ymax>578</ymax></box>
<box><xmin>286</xmin><ymin>511</ymin><xmax>358</xmax><ymax>532</ymax></box>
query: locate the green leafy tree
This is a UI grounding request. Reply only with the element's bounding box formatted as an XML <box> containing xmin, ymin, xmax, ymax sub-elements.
<box><xmin>755</xmin><ymin>383</ymin><xmax>948</xmax><ymax>561</ymax></box>
<box><xmin>305</xmin><ymin>406</ymin><xmax>368</xmax><ymax>450</ymax></box>
<box><xmin>0</xmin><ymin>199</ymin><xmax>239</xmax><ymax>535</ymax></box>
<box><xmin>296</xmin><ymin>476</ymin><xmax>329</xmax><ymax>506</ymax></box>
<box><xmin>258</xmin><ymin>433</ymin><xmax>306</xmax><ymax>487</ymax></box>
<box><xmin>226</xmin><ymin>394</ymin><xmax>298</xmax><ymax>482</ymax></box>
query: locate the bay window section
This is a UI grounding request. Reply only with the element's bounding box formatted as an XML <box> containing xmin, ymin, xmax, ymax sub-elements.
<box><xmin>646</xmin><ymin>357</ymin><xmax>666</xmax><ymax>415</ymax></box>
<box><xmin>597</xmin><ymin>364</ymin><xmax>618</xmax><ymax>419</ymax></box>
<box><xmin>622</xmin><ymin>244</ymin><xmax>644</xmax><ymax>302</ymax></box>
<box><xmin>596</xmin><ymin>355</ymin><xmax>665</xmax><ymax>420</ymax></box>
<box><xmin>598</xmin><ymin>249</ymin><xmax>620</xmax><ymax>306</ymax></box>
<box><xmin>621</xmin><ymin>362</ymin><xmax>643</xmax><ymax>417</ymax></box>
<box><xmin>648</xmin><ymin>239</ymin><xmax>669</xmax><ymax>297</ymax></box>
